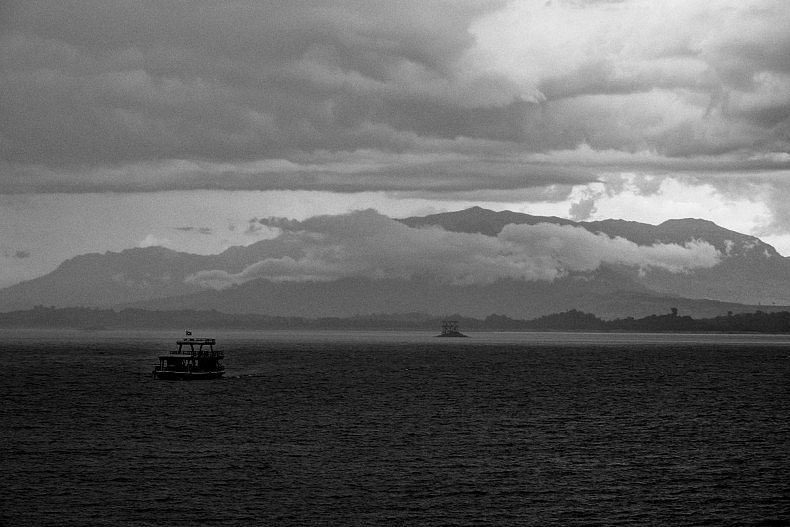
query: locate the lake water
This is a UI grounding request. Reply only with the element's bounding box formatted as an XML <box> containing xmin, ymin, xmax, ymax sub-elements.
<box><xmin>2</xmin><ymin>329</ymin><xmax>789</xmax><ymax>526</ymax></box>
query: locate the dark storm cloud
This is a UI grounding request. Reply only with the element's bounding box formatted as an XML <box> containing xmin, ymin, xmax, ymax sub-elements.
<box><xmin>175</xmin><ymin>226</ymin><xmax>213</xmax><ymax>235</ymax></box>
<box><xmin>0</xmin><ymin>0</ymin><xmax>788</xmax><ymax>195</ymax></box>
<box><xmin>0</xmin><ymin>151</ymin><xmax>599</xmax><ymax>194</ymax></box>
<box><xmin>1</xmin><ymin>247</ymin><xmax>31</xmax><ymax>259</ymax></box>
<box><xmin>0</xmin><ymin>1</ymin><xmax>509</xmax><ymax>165</ymax></box>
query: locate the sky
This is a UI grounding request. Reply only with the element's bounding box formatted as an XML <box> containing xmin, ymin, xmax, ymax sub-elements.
<box><xmin>1</xmin><ymin>0</ymin><xmax>790</xmax><ymax>288</ymax></box>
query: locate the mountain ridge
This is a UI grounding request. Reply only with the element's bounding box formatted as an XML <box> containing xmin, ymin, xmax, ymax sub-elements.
<box><xmin>2</xmin><ymin>207</ymin><xmax>789</xmax><ymax>317</ymax></box>
<box><xmin>401</xmin><ymin>208</ymin><xmax>790</xmax><ymax>305</ymax></box>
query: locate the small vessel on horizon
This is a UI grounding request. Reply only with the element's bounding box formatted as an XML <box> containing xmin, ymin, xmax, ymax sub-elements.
<box><xmin>437</xmin><ymin>320</ymin><xmax>468</xmax><ymax>338</ymax></box>
<box><xmin>152</xmin><ymin>335</ymin><xmax>225</xmax><ymax>380</ymax></box>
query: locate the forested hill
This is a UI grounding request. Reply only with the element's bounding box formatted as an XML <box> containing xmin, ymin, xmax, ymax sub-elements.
<box><xmin>3</xmin><ymin>306</ymin><xmax>790</xmax><ymax>333</ymax></box>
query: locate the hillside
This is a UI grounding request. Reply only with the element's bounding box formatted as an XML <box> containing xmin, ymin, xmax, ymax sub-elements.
<box><xmin>2</xmin><ymin>207</ymin><xmax>790</xmax><ymax>317</ymax></box>
<box><xmin>403</xmin><ymin>208</ymin><xmax>790</xmax><ymax>306</ymax></box>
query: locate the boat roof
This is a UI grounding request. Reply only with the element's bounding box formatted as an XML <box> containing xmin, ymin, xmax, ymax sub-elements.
<box><xmin>177</xmin><ymin>338</ymin><xmax>215</xmax><ymax>345</ymax></box>
<box><xmin>159</xmin><ymin>351</ymin><xmax>223</xmax><ymax>358</ymax></box>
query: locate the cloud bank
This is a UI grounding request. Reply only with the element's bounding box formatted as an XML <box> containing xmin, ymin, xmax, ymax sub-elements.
<box><xmin>3</xmin><ymin>0</ymin><xmax>790</xmax><ymax>239</ymax></box>
<box><xmin>185</xmin><ymin>210</ymin><xmax>720</xmax><ymax>289</ymax></box>
<box><xmin>2</xmin><ymin>1</ymin><xmax>789</xmax><ymax>193</ymax></box>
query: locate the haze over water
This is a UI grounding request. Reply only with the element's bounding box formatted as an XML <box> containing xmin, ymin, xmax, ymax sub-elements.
<box><xmin>2</xmin><ymin>330</ymin><xmax>789</xmax><ymax>526</ymax></box>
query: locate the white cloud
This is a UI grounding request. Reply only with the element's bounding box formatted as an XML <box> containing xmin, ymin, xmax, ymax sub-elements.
<box><xmin>139</xmin><ymin>234</ymin><xmax>170</xmax><ymax>248</ymax></box>
<box><xmin>185</xmin><ymin>210</ymin><xmax>720</xmax><ymax>289</ymax></box>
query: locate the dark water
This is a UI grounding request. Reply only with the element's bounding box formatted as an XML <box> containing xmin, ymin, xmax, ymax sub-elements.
<box><xmin>2</xmin><ymin>329</ymin><xmax>789</xmax><ymax>526</ymax></box>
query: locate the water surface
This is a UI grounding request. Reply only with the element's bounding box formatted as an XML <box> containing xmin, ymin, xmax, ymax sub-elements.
<box><xmin>2</xmin><ymin>329</ymin><xmax>789</xmax><ymax>525</ymax></box>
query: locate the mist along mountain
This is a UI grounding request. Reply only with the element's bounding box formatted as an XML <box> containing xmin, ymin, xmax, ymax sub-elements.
<box><xmin>403</xmin><ymin>207</ymin><xmax>790</xmax><ymax>307</ymax></box>
<box><xmin>2</xmin><ymin>207</ymin><xmax>790</xmax><ymax>319</ymax></box>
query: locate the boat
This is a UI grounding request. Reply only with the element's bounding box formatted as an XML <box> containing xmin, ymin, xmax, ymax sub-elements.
<box><xmin>152</xmin><ymin>336</ymin><xmax>225</xmax><ymax>380</ymax></box>
<box><xmin>436</xmin><ymin>320</ymin><xmax>468</xmax><ymax>338</ymax></box>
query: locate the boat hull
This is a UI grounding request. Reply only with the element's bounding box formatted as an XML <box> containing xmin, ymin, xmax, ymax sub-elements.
<box><xmin>152</xmin><ymin>370</ymin><xmax>225</xmax><ymax>380</ymax></box>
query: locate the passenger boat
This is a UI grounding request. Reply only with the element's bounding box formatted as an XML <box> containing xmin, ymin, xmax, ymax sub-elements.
<box><xmin>152</xmin><ymin>336</ymin><xmax>225</xmax><ymax>380</ymax></box>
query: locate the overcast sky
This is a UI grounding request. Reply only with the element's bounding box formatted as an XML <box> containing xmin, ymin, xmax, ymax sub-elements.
<box><xmin>2</xmin><ymin>0</ymin><xmax>789</xmax><ymax>287</ymax></box>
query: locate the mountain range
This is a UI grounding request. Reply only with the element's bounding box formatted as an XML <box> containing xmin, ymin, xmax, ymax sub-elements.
<box><xmin>2</xmin><ymin>207</ymin><xmax>789</xmax><ymax>319</ymax></box>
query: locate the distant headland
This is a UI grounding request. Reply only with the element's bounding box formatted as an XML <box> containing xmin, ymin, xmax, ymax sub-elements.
<box><xmin>2</xmin><ymin>306</ymin><xmax>790</xmax><ymax>333</ymax></box>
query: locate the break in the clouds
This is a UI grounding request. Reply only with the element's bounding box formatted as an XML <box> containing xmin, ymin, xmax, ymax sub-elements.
<box><xmin>2</xmin><ymin>1</ymin><xmax>790</xmax><ymax>199</ymax></box>
<box><xmin>185</xmin><ymin>210</ymin><xmax>720</xmax><ymax>289</ymax></box>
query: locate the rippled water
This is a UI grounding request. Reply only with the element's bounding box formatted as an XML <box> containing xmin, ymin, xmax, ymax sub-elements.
<box><xmin>2</xmin><ymin>329</ymin><xmax>789</xmax><ymax>526</ymax></box>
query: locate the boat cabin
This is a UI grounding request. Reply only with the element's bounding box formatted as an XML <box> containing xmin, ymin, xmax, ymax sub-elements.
<box><xmin>153</xmin><ymin>337</ymin><xmax>225</xmax><ymax>379</ymax></box>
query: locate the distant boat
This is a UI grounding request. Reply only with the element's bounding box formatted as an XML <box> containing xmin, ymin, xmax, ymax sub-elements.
<box><xmin>152</xmin><ymin>336</ymin><xmax>225</xmax><ymax>380</ymax></box>
<box><xmin>437</xmin><ymin>320</ymin><xmax>468</xmax><ymax>338</ymax></box>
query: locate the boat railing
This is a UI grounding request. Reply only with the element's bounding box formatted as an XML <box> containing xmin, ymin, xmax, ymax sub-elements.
<box><xmin>170</xmin><ymin>349</ymin><xmax>224</xmax><ymax>358</ymax></box>
<box><xmin>177</xmin><ymin>338</ymin><xmax>216</xmax><ymax>345</ymax></box>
